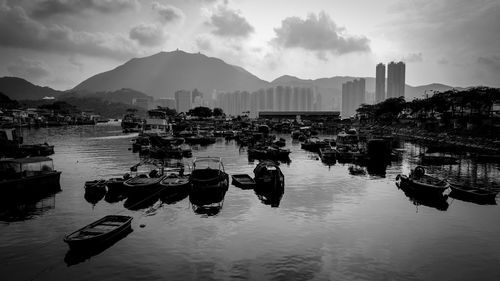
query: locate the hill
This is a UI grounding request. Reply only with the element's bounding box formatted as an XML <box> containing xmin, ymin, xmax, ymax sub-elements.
<box><xmin>73</xmin><ymin>50</ymin><xmax>270</xmax><ymax>98</ymax></box>
<box><xmin>0</xmin><ymin>77</ymin><xmax>61</xmax><ymax>100</ymax></box>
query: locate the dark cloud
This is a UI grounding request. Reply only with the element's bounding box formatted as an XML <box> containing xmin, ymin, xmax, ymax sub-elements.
<box><xmin>477</xmin><ymin>56</ymin><xmax>500</xmax><ymax>71</ymax></box>
<box><xmin>152</xmin><ymin>2</ymin><xmax>184</xmax><ymax>23</ymax></box>
<box><xmin>0</xmin><ymin>4</ymin><xmax>139</xmax><ymax>60</ymax></box>
<box><xmin>207</xmin><ymin>6</ymin><xmax>254</xmax><ymax>38</ymax></box>
<box><xmin>7</xmin><ymin>57</ymin><xmax>50</xmax><ymax>81</ymax></box>
<box><xmin>196</xmin><ymin>36</ymin><xmax>213</xmax><ymax>51</ymax></box>
<box><xmin>402</xmin><ymin>52</ymin><xmax>423</xmax><ymax>63</ymax></box>
<box><xmin>129</xmin><ymin>24</ymin><xmax>166</xmax><ymax>47</ymax></box>
<box><xmin>272</xmin><ymin>12</ymin><xmax>370</xmax><ymax>56</ymax></box>
<box><xmin>31</xmin><ymin>0</ymin><xmax>139</xmax><ymax>18</ymax></box>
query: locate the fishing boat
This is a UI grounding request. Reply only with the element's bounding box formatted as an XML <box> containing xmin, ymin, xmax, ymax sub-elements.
<box><xmin>63</xmin><ymin>215</ymin><xmax>133</xmax><ymax>249</ymax></box>
<box><xmin>190</xmin><ymin>157</ymin><xmax>229</xmax><ymax>192</ymax></box>
<box><xmin>449</xmin><ymin>182</ymin><xmax>498</xmax><ymax>204</ymax></box>
<box><xmin>231</xmin><ymin>174</ymin><xmax>256</xmax><ymax>189</ymax></box>
<box><xmin>123</xmin><ymin>162</ymin><xmax>165</xmax><ymax>194</ymax></box>
<box><xmin>396</xmin><ymin>166</ymin><xmax>449</xmax><ymax>194</ymax></box>
<box><xmin>84</xmin><ymin>179</ymin><xmax>106</xmax><ymax>190</ymax></box>
<box><xmin>319</xmin><ymin>146</ymin><xmax>337</xmax><ymax>161</ymax></box>
<box><xmin>160</xmin><ymin>170</ymin><xmax>190</xmax><ymax>193</ymax></box>
<box><xmin>253</xmin><ymin>160</ymin><xmax>284</xmax><ymax>187</ymax></box>
<box><xmin>0</xmin><ymin>156</ymin><xmax>61</xmax><ymax>194</ymax></box>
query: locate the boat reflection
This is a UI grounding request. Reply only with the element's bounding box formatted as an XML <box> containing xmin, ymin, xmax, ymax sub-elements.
<box><xmin>123</xmin><ymin>192</ymin><xmax>160</xmax><ymax>211</ymax></box>
<box><xmin>254</xmin><ymin>182</ymin><xmax>285</xmax><ymax>207</ymax></box>
<box><xmin>160</xmin><ymin>189</ymin><xmax>189</xmax><ymax>205</ymax></box>
<box><xmin>0</xmin><ymin>188</ymin><xmax>60</xmax><ymax>222</ymax></box>
<box><xmin>396</xmin><ymin>182</ymin><xmax>449</xmax><ymax>211</ymax></box>
<box><xmin>84</xmin><ymin>184</ymin><xmax>107</xmax><ymax>206</ymax></box>
<box><xmin>104</xmin><ymin>186</ymin><xmax>128</xmax><ymax>204</ymax></box>
<box><xmin>64</xmin><ymin>227</ymin><xmax>133</xmax><ymax>266</ymax></box>
<box><xmin>189</xmin><ymin>188</ymin><xmax>226</xmax><ymax>216</ymax></box>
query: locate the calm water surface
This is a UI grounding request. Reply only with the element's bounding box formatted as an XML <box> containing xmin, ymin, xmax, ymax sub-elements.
<box><xmin>1</xmin><ymin>123</ymin><xmax>500</xmax><ymax>281</ymax></box>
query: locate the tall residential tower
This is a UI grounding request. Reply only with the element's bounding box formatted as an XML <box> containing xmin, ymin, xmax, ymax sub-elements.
<box><xmin>387</xmin><ymin>61</ymin><xmax>405</xmax><ymax>99</ymax></box>
<box><xmin>375</xmin><ymin>63</ymin><xmax>386</xmax><ymax>103</ymax></box>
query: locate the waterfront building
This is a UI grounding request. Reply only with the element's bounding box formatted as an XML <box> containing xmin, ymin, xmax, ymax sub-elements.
<box><xmin>175</xmin><ymin>90</ymin><xmax>192</xmax><ymax>113</ymax></box>
<box><xmin>376</xmin><ymin>63</ymin><xmax>386</xmax><ymax>103</ymax></box>
<box><xmin>266</xmin><ymin>88</ymin><xmax>274</xmax><ymax>110</ymax></box>
<box><xmin>132</xmin><ymin>98</ymin><xmax>150</xmax><ymax>110</ymax></box>
<box><xmin>387</xmin><ymin>61</ymin><xmax>405</xmax><ymax>99</ymax></box>
<box><xmin>275</xmin><ymin>86</ymin><xmax>285</xmax><ymax>111</ymax></box>
<box><xmin>292</xmin><ymin>87</ymin><xmax>300</xmax><ymax>110</ymax></box>
<box><xmin>342</xmin><ymin>78</ymin><xmax>365</xmax><ymax>118</ymax></box>
<box><xmin>284</xmin><ymin>86</ymin><xmax>292</xmax><ymax>111</ymax></box>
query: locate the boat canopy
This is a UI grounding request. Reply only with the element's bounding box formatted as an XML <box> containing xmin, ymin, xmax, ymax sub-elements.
<box><xmin>0</xmin><ymin>156</ymin><xmax>54</xmax><ymax>173</ymax></box>
<box><xmin>193</xmin><ymin>157</ymin><xmax>224</xmax><ymax>171</ymax></box>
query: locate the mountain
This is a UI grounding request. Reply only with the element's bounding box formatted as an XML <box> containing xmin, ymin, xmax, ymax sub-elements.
<box><xmin>0</xmin><ymin>77</ymin><xmax>61</xmax><ymax>100</ymax></box>
<box><xmin>73</xmin><ymin>50</ymin><xmax>270</xmax><ymax>99</ymax></box>
<box><xmin>63</xmin><ymin>88</ymin><xmax>153</xmax><ymax>105</ymax></box>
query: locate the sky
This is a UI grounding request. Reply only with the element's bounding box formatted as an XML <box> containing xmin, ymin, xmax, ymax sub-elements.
<box><xmin>0</xmin><ymin>0</ymin><xmax>499</xmax><ymax>90</ymax></box>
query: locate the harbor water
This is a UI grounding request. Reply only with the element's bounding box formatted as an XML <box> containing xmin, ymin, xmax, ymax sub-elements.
<box><xmin>1</xmin><ymin>123</ymin><xmax>500</xmax><ymax>281</ymax></box>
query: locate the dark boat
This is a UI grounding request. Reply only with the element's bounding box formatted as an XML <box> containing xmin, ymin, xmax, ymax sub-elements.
<box><xmin>105</xmin><ymin>177</ymin><xmax>127</xmax><ymax>191</ymax></box>
<box><xmin>190</xmin><ymin>157</ymin><xmax>229</xmax><ymax>192</ymax></box>
<box><xmin>63</xmin><ymin>215</ymin><xmax>133</xmax><ymax>249</ymax></box>
<box><xmin>84</xmin><ymin>179</ymin><xmax>106</xmax><ymax>190</ymax></box>
<box><xmin>0</xmin><ymin>156</ymin><xmax>61</xmax><ymax>194</ymax></box>
<box><xmin>160</xmin><ymin>170</ymin><xmax>191</xmax><ymax>193</ymax></box>
<box><xmin>397</xmin><ymin>181</ymin><xmax>449</xmax><ymax>211</ymax></box>
<box><xmin>231</xmin><ymin>174</ymin><xmax>256</xmax><ymax>189</ymax></box>
<box><xmin>449</xmin><ymin>182</ymin><xmax>498</xmax><ymax>204</ymax></box>
<box><xmin>124</xmin><ymin>175</ymin><xmax>164</xmax><ymax>193</ymax></box>
<box><xmin>396</xmin><ymin>166</ymin><xmax>449</xmax><ymax>194</ymax></box>
<box><xmin>253</xmin><ymin>160</ymin><xmax>284</xmax><ymax>187</ymax></box>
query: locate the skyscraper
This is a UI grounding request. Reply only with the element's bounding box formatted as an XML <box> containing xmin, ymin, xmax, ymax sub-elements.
<box><xmin>387</xmin><ymin>61</ymin><xmax>405</xmax><ymax>99</ymax></box>
<box><xmin>342</xmin><ymin>78</ymin><xmax>365</xmax><ymax>118</ymax></box>
<box><xmin>175</xmin><ymin>90</ymin><xmax>192</xmax><ymax>113</ymax></box>
<box><xmin>376</xmin><ymin>63</ymin><xmax>386</xmax><ymax>103</ymax></box>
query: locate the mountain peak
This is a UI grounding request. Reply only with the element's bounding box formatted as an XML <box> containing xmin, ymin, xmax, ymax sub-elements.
<box><xmin>0</xmin><ymin>76</ymin><xmax>60</xmax><ymax>100</ymax></box>
<box><xmin>74</xmin><ymin>50</ymin><xmax>268</xmax><ymax>98</ymax></box>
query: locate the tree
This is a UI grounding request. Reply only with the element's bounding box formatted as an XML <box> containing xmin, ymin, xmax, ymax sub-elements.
<box><xmin>188</xmin><ymin>106</ymin><xmax>212</xmax><ymax>118</ymax></box>
<box><xmin>213</xmin><ymin>107</ymin><xmax>224</xmax><ymax>117</ymax></box>
<box><xmin>156</xmin><ymin>106</ymin><xmax>177</xmax><ymax>116</ymax></box>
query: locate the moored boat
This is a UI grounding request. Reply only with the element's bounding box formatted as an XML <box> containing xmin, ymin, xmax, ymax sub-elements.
<box><xmin>253</xmin><ymin>160</ymin><xmax>284</xmax><ymax>187</ymax></box>
<box><xmin>231</xmin><ymin>174</ymin><xmax>256</xmax><ymax>189</ymax></box>
<box><xmin>449</xmin><ymin>182</ymin><xmax>498</xmax><ymax>204</ymax></box>
<box><xmin>0</xmin><ymin>156</ymin><xmax>61</xmax><ymax>194</ymax></box>
<box><xmin>63</xmin><ymin>215</ymin><xmax>133</xmax><ymax>249</ymax></box>
<box><xmin>190</xmin><ymin>157</ymin><xmax>229</xmax><ymax>192</ymax></box>
<box><xmin>396</xmin><ymin>166</ymin><xmax>449</xmax><ymax>194</ymax></box>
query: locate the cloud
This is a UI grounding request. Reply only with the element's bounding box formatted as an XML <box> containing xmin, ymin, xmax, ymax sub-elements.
<box><xmin>271</xmin><ymin>11</ymin><xmax>370</xmax><ymax>56</ymax></box>
<box><xmin>207</xmin><ymin>6</ymin><xmax>254</xmax><ymax>38</ymax></box>
<box><xmin>0</xmin><ymin>4</ymin><xmax>140</xmax><ymax>60</ymax></box>
<box><xmin>7</xmin><ymin>57</ymin><xmax>50</xmax><ymax>81</ymax></box>
<box><xmin>31</xmin><ymin>0</ymin><xmax>139</xmax><ymax>18</ymax></box>
<box><xmin>195</xmin><ymin>35</ymin><xmax>213</xmax><ymax>51</ymax></box>
<box><xmin>129</xmin><ymin>24</ymin><xmax>166</xmax><ymax>47</ymax></box>
<box><xmin>68</xmin><ymin>56</ymin><xmax>84</xmax><ymax>71</ymax></box>
<box><xmin>477</xmin><ymin>55</ymin><xmax>500</xmax><ymax>71</ymax></box>
<box><xmin>402</xmin><ymin>52</ymin><xmax>423</xmax><ymax>63</ymax></box>
<box><xmin>152</xmin><ymin>2</ymin><xmax>184</xmax><ymax>24</ymax></box>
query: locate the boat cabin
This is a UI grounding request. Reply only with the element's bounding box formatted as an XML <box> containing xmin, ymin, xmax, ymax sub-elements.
<box><xmin>0</xmin><ymin>156</ymin><xmax>55</xmax><ymax>179</ymax></box>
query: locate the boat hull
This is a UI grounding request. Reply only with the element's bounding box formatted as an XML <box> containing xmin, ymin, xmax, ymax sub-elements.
<box><xmin>0</xmin><ymin>171</ymin><xmax>61</xmax><ymax>194</ymax></box>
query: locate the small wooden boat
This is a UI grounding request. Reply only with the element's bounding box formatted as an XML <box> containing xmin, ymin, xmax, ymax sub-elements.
<box><xmin>64</xmin><ymin>215</ymin><xmax>133</xmax><ymax>249</ymax></box>
<box><xmin>253</xmin><ymin>160</ymin><xmax>284</xmax><ymax>187</ymax></box>
<box><xmin>348</xmin><ymin>165</ymin><xmax>366</xmax><ymax>175</ymax></box>
<box><xmin>319</xmin><ymin>147</ymin><xmax>337</xmax><ymax>161</ymax></box>
<box><xmin>160</xmin><ymin>172</ymin><xmax>190</xmax><ymax>192</ymax></box>
<box><xmin>396</xmin><ymin>166</ymin><xmax>449</xmax><ymax>194</ymax></box>
<box><xmin>105</xmin><ymin>177</ymin><xmax>126</xmax><ymax>191</ymax></box>
<box><xmin>449</xmin><ymin>182</ymin><xmax>498</xmax><ymax>204</ymax></box>
<box><xmin>124</xmin><ymin>176</ymin><xmax>164</xmax><ymax>192</ymax></box>
<box><xmin>231</xmin><ymin>174</ymin><xmax>256</xmax><ymax>189</ymax></box>
<box><xmin>85</xmin><ymin>179</ymin><xmax>106</xmax><ymax>189</ymax></box>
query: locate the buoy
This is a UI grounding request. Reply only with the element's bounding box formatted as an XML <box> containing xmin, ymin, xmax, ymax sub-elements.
<box><xmin>140</xmin><ymin>224</ymin><xmax>145</xmax><ymax>228</ymax></box>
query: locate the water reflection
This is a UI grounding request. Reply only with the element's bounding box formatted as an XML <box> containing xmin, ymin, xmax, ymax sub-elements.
<box><xmin>84</xmin><ymin>185</ymin><xmax>107</xmax><ymax>206</ymax></box>
<box><xmin>0</xmin><ymin>189</ymin><xmax>60</xmax><ymax>222</ymax></box>
<box><xmin>160</xmin><ymin>188</ymin><xmax>189</xmax><ymax>205</ymax></box>
<box><xmin>189</xmin><ymin>188</ymin><xmax>227</xmax><ymax>216</ymax></box>
<box><xmin>124</xmin><ymin>192</ymin><xmax>160</xmax><ymax>211</ymax></box>
<box><xmin>254</xmin><ymin>182</ymin><xmax>285</xmax><ymax>207</ymax></box>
